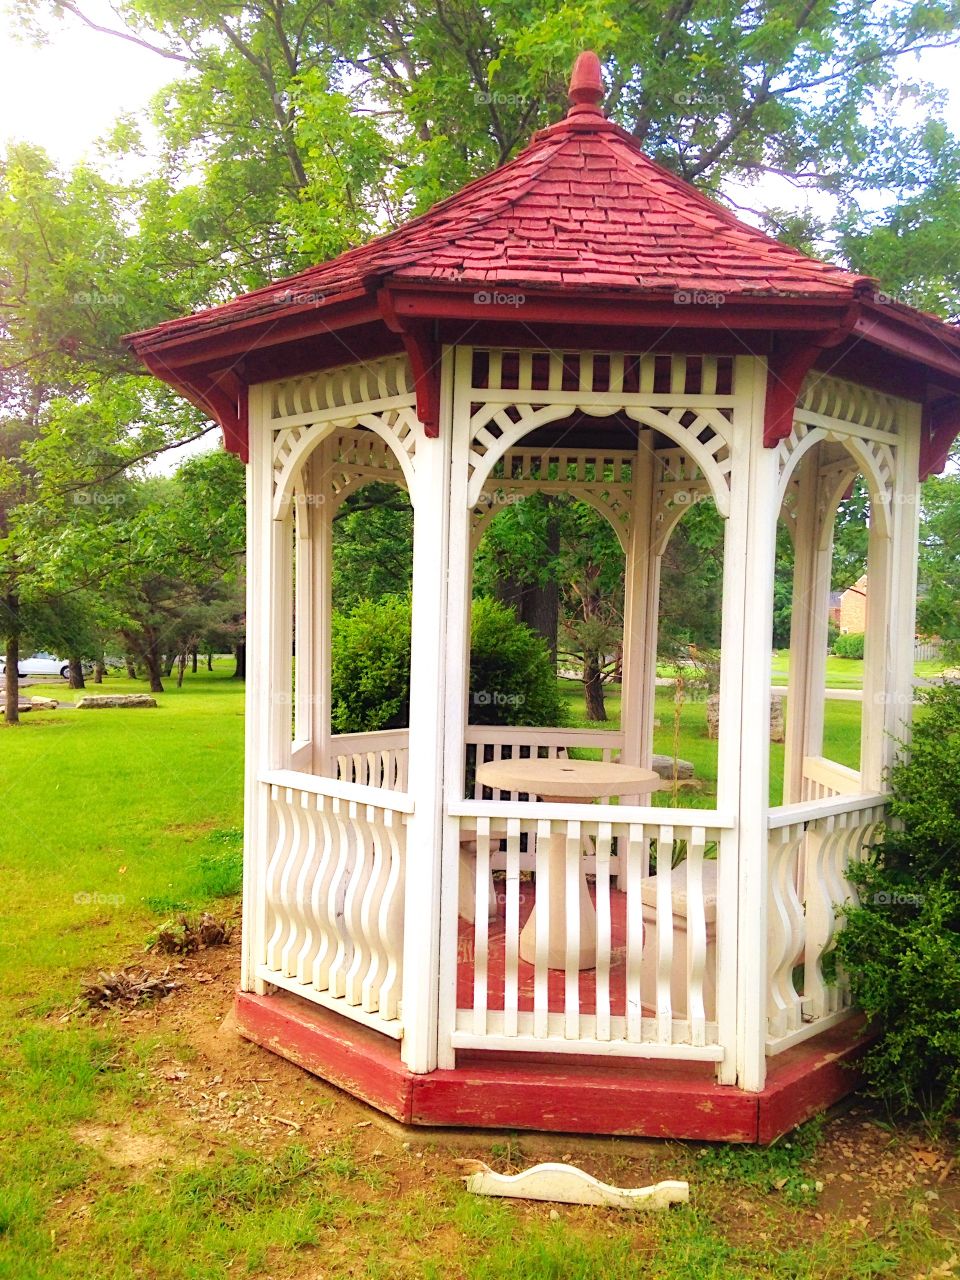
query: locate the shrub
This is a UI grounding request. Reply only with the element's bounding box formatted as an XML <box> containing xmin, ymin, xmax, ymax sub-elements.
<box><xmin>330</xmin><ymin>595</ymin><xmax>412</xmax><ymax>733</ymax></box>
<box><xmin>836</xmin><ymin>681</ymin><xmax>960</xmax><ymax>1130</ymax></box>
<box><xmin>469</xmin><ymin>596</ymin><xmax>565</xmax><ymax>727</ymax></box>
<box><xmin>329</xmin><ymin>594</ymin><xmax>565</xmax><ymax>733</ymax></box>
<box><xmin>832</xmin><ymin>631</ymin><xmax>865</xmax><ymax>659</ymax></box>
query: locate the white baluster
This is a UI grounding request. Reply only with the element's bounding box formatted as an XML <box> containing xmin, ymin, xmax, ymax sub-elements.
<box><xmin>503</xmin><ymin>818</ymin><xmax>521</xmax><ymax>1038</ymax></box>
<box><xmin>685</xmin><ymin>827</ymin><xmax>707</xmax><ymax>1047</ymax></box>
<box><xmin>594</xmin><ymin>822</ymin><xmax>613</xmax><ymax>1042</ymax></box>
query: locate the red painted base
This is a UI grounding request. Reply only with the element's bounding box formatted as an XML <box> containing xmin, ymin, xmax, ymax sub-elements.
<box><xmin>235</xmin><ymin>990</ymin><xmax>874</xmax><ymax>1144</ymax></box>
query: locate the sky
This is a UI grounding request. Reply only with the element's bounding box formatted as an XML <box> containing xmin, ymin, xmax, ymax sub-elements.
<box><xmin>0</xmin><ymin>0</ymin><xmax>178</xmax><ymax>172</ymax></box>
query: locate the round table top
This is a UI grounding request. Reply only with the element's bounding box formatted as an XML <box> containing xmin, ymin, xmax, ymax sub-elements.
<box><xmin>475</xmin><ymin>757</ymin><xmax>661</xmax><ymax>800</ymax></box>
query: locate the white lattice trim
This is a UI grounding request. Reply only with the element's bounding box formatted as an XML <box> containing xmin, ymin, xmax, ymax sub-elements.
<box><xmin>652</xmin><ymin>448</ymin><xmax>714</xmax><ymax>555</ymax></box>
<box><xmin>777</xmin><ymin>422</ymin><xmax>894</xmax><ymax>539</ymax></box>
<box><xmin>797</xmin><ymin>372</ymin><xmax>906</xmax><ymax>437</ymax></box>
<box><xmin>469</xmin><ymin>446</ymin><xmax>635</xmax><ymax>551</ymax></box>
<box><xmin>273</xmin><ymin>409</ymin><xmax>418</xmax><ymax>519</ymax></box>
<box><xmin>269</xmin><ymin>354</ymin><xmax>414</xmax><ymax>426</ymax></box>
<box><xmin>467</xmin><ymin>403</ymin><xmax>732</xmax><ymax>517</ymax></box>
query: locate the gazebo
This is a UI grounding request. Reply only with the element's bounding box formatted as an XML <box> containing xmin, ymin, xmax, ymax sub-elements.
<box><xmin>128</xmin><ymin>52</ymin><xmax>960</xmax><ymax>1142</ymax></box>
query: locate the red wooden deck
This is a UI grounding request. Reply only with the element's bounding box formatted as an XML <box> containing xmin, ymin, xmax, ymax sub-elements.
<box><xmin>235</xmin><ymin>987</ymin><xmax>873</xmax><ymax>1145</ymax></box>
<box><xmin>456</xmin><ymin>880</ymin><xmax>640</xmax><ymax>1015</ymax></box>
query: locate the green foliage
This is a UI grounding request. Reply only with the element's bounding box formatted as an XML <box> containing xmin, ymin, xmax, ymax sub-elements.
<box><xmin>833</xmin><ymin>632</ymin><xmax>866</xmax><ymax>659</ymax></box>
<box><xmin>917</xmin><ymin>471</ymin><xmax>960</xmax><ymax>659</ymax></box>
<box><xmin>695</xmin><ymin>1115</ymin><xmax>826</xmax><ymax>1204</ymax></box>
<box><xmin>469</xmin><ymin>597</ymin><xmax>566</xmax><ymax>727</ymax></box>
<box><xmin>330</xmin><ymin>596</ymin><xmax>413</xmax><ymax>733</ymax></box>
<box><xmin>837</xmin><ymin>682</ymin><xmax>960</xmax><ymax>1129</ymax></box>
<box><xmin>329</xmin><ymin>595</ymin><xmax>566</xmax><ymax>733</ymax></box>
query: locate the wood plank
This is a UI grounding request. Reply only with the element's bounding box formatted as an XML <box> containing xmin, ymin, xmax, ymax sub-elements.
<box><xmin>236</xmin><ymin>991</ymin><xmax>874</xmax><ymax>1144</ymax></box>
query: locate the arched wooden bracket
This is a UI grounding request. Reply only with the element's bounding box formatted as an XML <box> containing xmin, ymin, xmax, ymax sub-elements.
<box><xmin>920</xmin><ymin>395</ymin><xmax>960</xmax><ymax>479</ymax></box>
<box><xmin>763</xmin><ymin>344</ymin><xmax>822</xmax><ymax>447</ymax></box>
<box><xmin>763</xmin><ymin>312</ymin><xmax>858</xmax><ymax>448</ymax></box>
<box><xmin>377</xmin><ymin>289</ymin><xmax>441</xmax><ymax>437</ymax></box>
<box><xmin>140</xmin><ymin>353</ymin><xmax>249</xmax><ymax>462</ymax></box>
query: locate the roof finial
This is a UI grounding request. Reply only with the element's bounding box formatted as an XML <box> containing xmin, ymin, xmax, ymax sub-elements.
<box><xmin>567</xmin><ymin>50</ymin><xmax>604</xmax><ymax>115</ymax></box>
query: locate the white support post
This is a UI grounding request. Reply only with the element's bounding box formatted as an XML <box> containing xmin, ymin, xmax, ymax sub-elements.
<box><xmin>861</xmin><ymin>500</ymin><xmax>895</xmax><ymax>793</ymax></box>
<box><xmin>309</xmin><ymin>444</ymin><xmax>334</xmax><ymax>775</ymax></box>
<box><xmin>241</xmin><ymin>385</ymin><xmax>294</xmax><ymax>992</ymax></box>
<box><xmin>783</xmin><ymin>444</ymin><xmax>831</xmax><ymax>804</ymax></box>
<box><xmin>401</xmin><ymin>349</ymin><xmax>455</xmax><ymax>1073</ymax></box>
<box><xmin>437</xmin><ymin>345</ymin><xmax>475</xmax><ymax>1069</ymax></box>
<box><xmin>719</xmin><ymin>356</ymin><xmax>779</xmax><ymax>1092</ymax></box>
<box><xmin>293</xmin><ymin>466</ymin><xmax>313</xmax><ymax>754</ymax></box>
<box><xmin>881</xmin><ymin>404</ymin><xmax>922</xmax><ymax>771</ymax></box>
<box><xmin>621</xmin><ymin>434</ymin><xmax>656</xmax><ymax>770</ymax></box>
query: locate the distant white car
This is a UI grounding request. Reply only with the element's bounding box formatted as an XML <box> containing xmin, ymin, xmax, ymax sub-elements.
<box><xmin>0</xmin><ymin>652</ymin><xmax>73</xmax><ymax>679</ymax></box>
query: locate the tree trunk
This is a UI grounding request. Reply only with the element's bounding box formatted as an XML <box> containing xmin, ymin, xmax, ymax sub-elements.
<box><xmin>583</xmin><ymin>652</ymin><xmax>607</xmax><ymax>721</ymax></box>
<box><xmin>191</xmin><ymin>646</ymin><xmax>198</xmax><ymax>674</ymax></box>
<box><xmin>93</xmin><ymin>658</ymin><xmax>105</xmax><ymax>684</ymax></box>
<box><xmin>164</xmin><ymin>653</ymin><xmax>176</xmax><ymax>678</ymax></box>
<box><xmin>233</xmin><ymin>642</ymin><xmax>246</xmax><ymax>680</ymax></box>
<box><xmin>207</xmin><ymin>650</ymin><xmax>213</xmax><ymax>672</ymax></box>
<box><xmin>177</xmin><ymin>650</ymin><xmax>187</xmax><ymax>688</ymax></box>
<box><xmin>3</xmin><ymin>602</ymin><xmax>20</xmax><ymax>725</ymax></box>
<box><xmin>68</xmin><ymin>657</ymin><xmax>86</xmax><ymax>690</ymax></box>
<box><xmin>140</xmin><ymin>631</ymin><xmax>165</xmax><ymax>693</ymax></box>
<box><xmin>124</xmin><ymin>655</ymin><xmax>138</xmax><ymax>679</ymax></box>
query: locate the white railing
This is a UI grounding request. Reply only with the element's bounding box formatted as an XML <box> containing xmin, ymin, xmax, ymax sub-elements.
<box><xmin>448</xmin><ymin>798</ymin><xmax>734</xmax><ymax>1061</ymax></box>
<box><xmin>766</xmin><ymin>791</ymin><xmax>887</xmax><ymax>1054</ymax></box>
<box><xmin>800</xmin><ymin>755</ymin><xmax>861</xmax><ymax>802</ymax></box>
<box><xmin>329</xmin><ymin>728</ymin><xmax>409</xmax><ymax>790</ymax></box>
<box><xmin>257</xmin><ymin>769</ymin><xmax>412</xmax><ymax>1038</ymax></box>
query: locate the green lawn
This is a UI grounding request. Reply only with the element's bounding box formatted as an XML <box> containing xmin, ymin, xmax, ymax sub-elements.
<box><xmin>0</xmin><ymin>666</ymin><xmax>956</xmax><ymax>1279</ymax></box>
<box><xmin>0</xmin><ymin>665</ymin><xmax>244</xmax><ymax>1005</ymax></box>
<box><xmin>769</xmin><ymin>651</ymin><xmax>947</xmax><ymax>689</ymax></box>
<box><xmin>558</xmin><ymin>679</ymin><xmax>862</xmax><ymax>807</ymax></box>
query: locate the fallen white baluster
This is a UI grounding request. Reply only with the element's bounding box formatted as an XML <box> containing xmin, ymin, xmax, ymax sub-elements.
<box><xmin>459</xmin><ymin>1160</ymin><xmax>689</xmax><ymax>1210</ymax></box>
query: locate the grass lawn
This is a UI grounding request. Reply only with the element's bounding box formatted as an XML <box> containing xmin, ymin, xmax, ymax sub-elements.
<box><xmin>768</xmin><ymin>651</ymin><xmax>947</xmax><ymax>689</ymax></box>
<box><xmin>0</xmin><ymin>665</ymin><xmax>957</xmax><ymax>1279</ymax></box>
<box><xmin>558</xmin><ymin>679</ymin><xmax>862</xmax><ymax>807</ymax></box>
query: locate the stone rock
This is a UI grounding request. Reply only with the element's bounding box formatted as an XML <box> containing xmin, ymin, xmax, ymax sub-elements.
<box><xmin>30</xmin><ymin>696</ymin><xmax>59</xmax><ymax>710</ymax></box>
<box><xmin>706</xmin><ymin>693</ymin><xmax>784</xmax><ymax>743</ymax></box>
<box><xmin>75</xmin><ymin>694</ymin><xmax>157</xmax><ymax>709</ymax></box>
<box><xmin>706</xmin><ymin>694</ymin><xmax>720</xmax><ymax>739</ymax></box>
<box><xmin>651</xmin><ymin>753</ymin><xmax>695</xmax><ymax>780</ymax></box>
<box><xmin>0</xmin><ymin>700</ymin><xmax>31</xmax><ymax>713</ymax></box>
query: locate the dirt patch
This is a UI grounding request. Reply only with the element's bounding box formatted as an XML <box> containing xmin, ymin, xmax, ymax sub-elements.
<box><xmin>72</xmin><ymin>926</ymin><xmax>959</xmax><ymax>1250</ymax></box>
<box><xmin>73</xmin><ymin>1122</ymin><xmax>173</xmax><ymax>1170</ymax></box>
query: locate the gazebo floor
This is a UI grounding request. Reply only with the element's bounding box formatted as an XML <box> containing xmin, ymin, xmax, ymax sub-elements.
<box><xmin>235</xmin><ymin>987</ymin><xmax>874</xmax><ymax>1145</ymax></box>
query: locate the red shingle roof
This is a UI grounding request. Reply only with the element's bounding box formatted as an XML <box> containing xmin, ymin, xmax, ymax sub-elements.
<box><xmin>131</xmin><ymin>54</ymin><xmax>870</xmax><ymax>348</ymax></box>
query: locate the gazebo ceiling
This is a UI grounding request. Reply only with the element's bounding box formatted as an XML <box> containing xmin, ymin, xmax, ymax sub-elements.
<box><xmin>126</xmin><ymin>51</ymin><xmax>960</xmax><ymax>473</ymax></box>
